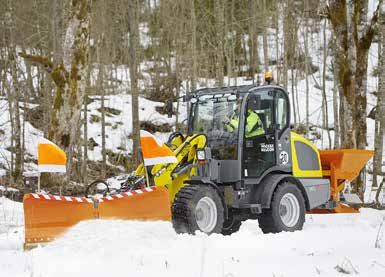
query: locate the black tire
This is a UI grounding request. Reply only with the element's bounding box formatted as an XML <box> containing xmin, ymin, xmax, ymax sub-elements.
<box><xmin>172</xmin><ymin>185</ymin><xmax>224</xmax><ymax>234</ymax></box>
<box><xmin>221</xmin><ymin>212</ymin><xmax>242</xmax><ymax>235</ymax></box>
<box><xmin>258</xmin><ymin>181</ymin><xmax>305</xmax><ymax>234</ymax></box>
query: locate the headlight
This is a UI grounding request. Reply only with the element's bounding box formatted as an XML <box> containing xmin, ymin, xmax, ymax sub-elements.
<box><xmin>196</xmin><ymin>149</ymin><xmax>206</xmax><ymax>161</ymax></box>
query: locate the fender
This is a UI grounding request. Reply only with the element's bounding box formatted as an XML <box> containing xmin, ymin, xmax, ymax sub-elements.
<box><xmin>254</xmin><ymin>173</ymin><xmax>310</xmax><ymax>210</ymax></box>
<box><xmin>184</xmin><ymin>179</ymin><xmax>228</xmax><ymax>219</ymax></box>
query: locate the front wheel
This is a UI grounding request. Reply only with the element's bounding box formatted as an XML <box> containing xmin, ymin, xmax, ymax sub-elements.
<box><xmin>258</xmin><ymin>181</ymin><xmax>305</xmax><ymax>233</ymax></box>
<box><xmin>172</xmin><ymin>185</ymin><xmax>224</xmax><ymax>234</ymax></box>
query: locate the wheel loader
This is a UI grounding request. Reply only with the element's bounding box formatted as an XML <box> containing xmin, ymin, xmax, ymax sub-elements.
<box><xmin>23</xmin><ymin>83</ymin><xmax>374</xmax><ymax>248</ymax></box>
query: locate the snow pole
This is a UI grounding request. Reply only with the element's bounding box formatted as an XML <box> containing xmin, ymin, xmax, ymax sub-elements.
<box><xmin>144</xmin><ymin>165</ymin><xmax>151</xmax><ymax>188</ymax></box>
<box><xmin>139</xmin><ymin>147</ymin><xmax>150</xmax><ymax>187</ymax></box>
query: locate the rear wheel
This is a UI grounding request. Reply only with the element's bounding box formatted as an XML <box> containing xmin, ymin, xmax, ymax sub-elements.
<box><xmin>258</xmin><ymin>181</ymin><xmax>305</xmax><ymax>233</ymax></box>
<box><xmin>172</xmin><ymin>185</ymin><xmax>224</xmax><ymax>234</ymax></box>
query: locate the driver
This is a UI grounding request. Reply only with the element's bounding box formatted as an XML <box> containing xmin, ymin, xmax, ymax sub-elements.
<box><xmin>224</xmin><ymin>100</ymin><xmax>265</xmax><ymax>138</ymax></box>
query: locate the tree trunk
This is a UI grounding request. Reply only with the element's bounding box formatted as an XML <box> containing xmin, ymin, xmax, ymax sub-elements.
<box><xmin>175</xmin><ymin>51</ymin><xmax>180</xmax><ymax>127</ymax></box>
<box><xmin>332</xmin><ymin>62</ymin><xmax>340</xmax><ymax>149</ymax></box>
<box><xmin>283</xmin><ymin>0</ymin><xmax>295</xmax><ymax>89</ymax></box>
<box><xmin>374</xmin><ymin>4</ymin><xmax>385</xmax><ymax>201</ymax></box>
<box><xmin>291</xmin><ymin>68</ymin><xmax>297</xmax><ymax>126</ymax></box>
<box><xmin>99</xmin><ymin>62</ymin><xmax>106</xmax><ymax>178</ymax></box>
<box><xmin>214</xmin><ymin>0</ymin><xmax>224</xmax><ymax>86</ymax></box>
<box><xmin>4</xmin><ymin>68</ymin><xmax>15</xmax><ymax>183</ymax></box>
<box><xmin>52</xmin><ymin>0</ymin><xmax>90</xmax><ymax>176</ymax></box>
<box><xmin>304</xmin><ymin>61</ymin><xmax>309</xmax><ymax>133</ymax></box>
<box><xmin>25</xmin><ymin>52</ymin><xmax>35</xmax><ymax>97</ymax></box>
<box><xmin>249</xmin><ymin>0</ymin><xmax>260</xmax><ymax>82</ymax></box>
<box><xmin>52</xmin><ymin>0</ymin><xmax>63</xmax><ymax>65</ymax></box>
<box><xmin>322</xmin><ymin>18</ymin><xmax>332</xmax><ymax>149</ymax></box>
<box><xmin>128</xmin><ymin>0</ymin><xmax>140</xmax><ymax>167</ymax></box>
<box><xmin>82</xmin><ymin>68</ymin><xmax>91</xmax><ymax>185</ymax></box>
<box><xmin>274</xmin><ymin>2</ymin><xmax>280</xmax><ymax>84</ymax></box>
<box><xmin>224</xmin><ymin>0</ymin><xmax>233</xmax><ymax>86</ymax></box>
<box><xmin>190</xmin><ymin>0</ymin><xmax>197</xmax><ymax>92</ymax></box>
<box><xmin>6</xmin><ymin>0</ymin><xmax>22</xmax><ymax>183</ymax></box>
<box><xmin>10</xmin><ymin>50</ymin><xmax>23</xmax><ymax>183</ymax></box>
<box><xmin>328</xmin><ymin>0</ymin><xmax>354</xmax><ymax>149</ymax></box>
<box><xmin>262</xmin><ymin>0</ymin><xmax>269</xmax><ymax>73</ymax></box>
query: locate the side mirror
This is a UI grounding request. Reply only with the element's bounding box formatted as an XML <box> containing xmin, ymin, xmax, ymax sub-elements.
<box><xmin>165</xmin><ymin>99</ymin><xmax>173</xmax><ymax>118</ymax></box>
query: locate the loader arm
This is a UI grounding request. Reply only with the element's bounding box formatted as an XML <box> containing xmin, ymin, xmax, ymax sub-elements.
<box><xmin>134</xmin><ymin>134</ymin><xmax>207</xmax><ymax>201</ymax></box>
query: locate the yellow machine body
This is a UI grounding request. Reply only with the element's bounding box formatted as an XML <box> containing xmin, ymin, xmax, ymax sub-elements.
<box><xmin>135</xmin><ymin>134</ymin><xmax>207</xmax><ymax>202</ymax></box>
<box><xmin>290</xmin><ymin>132</ymin><xmax>323</xmax><ymax>178</ymax></box>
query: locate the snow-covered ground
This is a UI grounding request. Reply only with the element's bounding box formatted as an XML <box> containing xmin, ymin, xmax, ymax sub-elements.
<box><xmin>1</xmin><ymin>197</ymin><xmax>385</xmax><ymax>277</ymax></box>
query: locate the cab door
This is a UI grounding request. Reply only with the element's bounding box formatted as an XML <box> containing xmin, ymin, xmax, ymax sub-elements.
<box><xmin>242</xmin><ymin>89</ymin><xmax>276</xmax><ymax>178</ymax></box>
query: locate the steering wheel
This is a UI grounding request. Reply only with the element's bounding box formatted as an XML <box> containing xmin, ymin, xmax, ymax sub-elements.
<box><xmin>85</xmin><ymin>179</ymin><xmax>110</xmax><ymax>198</ymax></box>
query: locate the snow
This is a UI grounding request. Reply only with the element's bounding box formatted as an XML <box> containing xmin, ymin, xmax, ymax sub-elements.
<box><xmin>0</xmin><ymin>185</ymin><xmax>18</xmax><ymax>192</ymax></box>
<box><xmin>0</xmin><ymin>198</ymin><xmax>385</xmax><ymax>277</ymax></box>
<box><xmin>85</xmin><ymin>94</ymin><xmax>178</xmax><ymax>161</ymax></box>
<box><xmin>0</xmin><ymin>197</ymin><xmax>24</xmax><ymax>234</ymax></box>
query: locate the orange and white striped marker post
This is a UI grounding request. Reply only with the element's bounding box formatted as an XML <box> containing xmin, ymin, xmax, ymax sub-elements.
<box><xmin>37</xmin><ymin>137</ymin><xmax>67</xmax><ymax>192</ymax></box>
<box><xmin>139</xmin><ymin>130</ymin><xmax>177</xmax><ymax>186</ymax></box>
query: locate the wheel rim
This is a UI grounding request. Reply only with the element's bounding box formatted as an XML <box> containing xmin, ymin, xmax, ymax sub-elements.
<box><xmin>279</xmin><ymin>193</ymin><xmax>300</xmax><ymax>228</ymax></box>
<box><xmin>195</xmin><ymin>197</ymin><xmax>218</xmax><ymax>233</ymax></box>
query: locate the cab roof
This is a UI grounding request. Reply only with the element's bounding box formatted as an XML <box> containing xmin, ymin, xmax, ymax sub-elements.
<box><xmin>190</xmin><ymin>84</ymin><xmax>286</xmax><ymax>99</ymax></box>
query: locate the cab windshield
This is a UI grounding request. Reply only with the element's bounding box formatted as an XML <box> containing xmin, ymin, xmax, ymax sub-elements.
<box><xmin>189</xmin><ymin>94</ymin><xmax>242</xmax><ymax>160</ymax></box>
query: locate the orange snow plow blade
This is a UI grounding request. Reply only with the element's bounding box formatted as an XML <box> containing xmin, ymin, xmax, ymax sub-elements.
<box><xmin>98</xmin><ymin>187</ymin><xmax>171</xmax><ymax>221</ymax></box>
<box><xmin>23</xmin><ymin>194</ymin><xmax>95</xmax><ymax>249</ymax></box>
<box><xmin>310</xmin><ymin>149</ymin><xmax>374</xmax><ymax>214</ymax></box>
<box><xmin>23</xmin><ymin>186</ymin><xmax>171</xmax><ymax>249</ymax></box>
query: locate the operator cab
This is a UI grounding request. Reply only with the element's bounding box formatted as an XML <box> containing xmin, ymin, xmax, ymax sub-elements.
<box><xmin>187</xmin><ymin>85</ymin><xmax>291</xmax><ymax>183</ymax></box>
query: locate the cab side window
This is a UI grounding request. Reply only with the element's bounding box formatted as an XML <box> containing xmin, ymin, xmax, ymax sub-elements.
<box><xmin>245</xmin><ymin>90</ymin><xmax>274</xmax><ymax>137</ymax></box>
<box><xmin>275</xmin><ymin>91</ymin><xmax>288</xmax><ymax>131</ymax></box>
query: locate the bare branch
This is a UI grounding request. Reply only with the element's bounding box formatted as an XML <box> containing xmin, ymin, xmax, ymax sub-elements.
<box><xmin>18</xmin><ymin>52</ymin><xmax>54</xmax><ymax>74</ymax></box>
<box><xmin>359</xmin><ymin>0</ymin><xmax>384</xmax><ymax>50</ymax></box>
